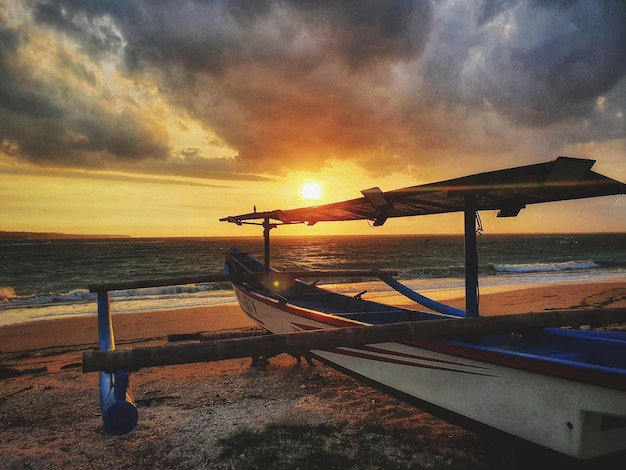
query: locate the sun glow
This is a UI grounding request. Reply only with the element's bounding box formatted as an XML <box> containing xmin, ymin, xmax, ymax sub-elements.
<box><xmin>301</xmin><ymin>182</ymin><xmax>322</xmax><ymax>200</ymax></box>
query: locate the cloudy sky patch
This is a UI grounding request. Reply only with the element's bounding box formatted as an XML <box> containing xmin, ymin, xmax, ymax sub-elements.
<box><xmin>0</xmin><ymin>0</ymin><xmax>624</xmax><ymax>235</ymax></box>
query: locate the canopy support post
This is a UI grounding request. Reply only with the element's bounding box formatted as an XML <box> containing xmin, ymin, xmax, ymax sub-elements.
<box><xmin>263</xmin><ymin>217</ymin><xmax>276</xmax><ymax>273</ymax></box>
<box><xmin>464</xmin><ymin>194</ymin><xmax>480</xmax><ymax>317</ymax></box>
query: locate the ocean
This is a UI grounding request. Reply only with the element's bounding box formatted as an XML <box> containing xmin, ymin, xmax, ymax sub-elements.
<box><xmin>1</xmin><ymin>233</ymin><xmax>625</xmax><ymax>326</ymax></box>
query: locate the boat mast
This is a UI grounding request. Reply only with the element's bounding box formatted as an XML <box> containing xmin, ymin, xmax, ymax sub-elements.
<box><xmin>464</xmin><ymin>194</ymin><xmax>479</xmax><ymax>317</ymax></box>
<box><xmin>262</xmin><ymin>217</ymin><xmax>276</xmax><ymax>273</ymax></box>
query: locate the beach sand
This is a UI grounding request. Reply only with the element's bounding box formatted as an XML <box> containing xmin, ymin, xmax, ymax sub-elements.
<box><xmin>1</xmin><ymin>280</ymin><xmax>626</xmax><ymax>469</ymax></box>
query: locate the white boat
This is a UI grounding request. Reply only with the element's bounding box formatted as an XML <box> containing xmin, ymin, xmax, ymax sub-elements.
<box><xmin>84</xmin><ymin>156</ymin><xmax>626</xmax><ymax>459</ymax></box>
<box><xmin>220</xmin><ymin>156</ymin><xmax>626</xmax><ymax>459</ymax></box>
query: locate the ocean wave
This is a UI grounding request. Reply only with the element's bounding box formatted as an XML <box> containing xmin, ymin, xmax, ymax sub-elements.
<box><xmin>110</xmin><ymin>281</ymin><xmax>233</xmax><ymax>298</ymax></box>
<box><xmin>319</xmin><ymin>259</ymin><xmax>615</xmax><ymax>282</ymax></box>
<box><xmin>401</xmin><ymin>265</ymin><xmax>466</xmax><ymax>279</ymax></box>
<box><xmin>0</xmin><ymin>283</ymin><xmax>239</xmax><ymax>326</ymax></box>
<box><xmin>0</xmin><ymin>289</ymin><xmax>96</xmax><ymax>306</ymax></box>
<box><xmin>0</xmin><ymin>282</ymin><xmax>235</xmax><ymax>309</ymax></box>
<box><xmin>1</xmin><ymin>259</ymin><xmax>615</xmax><ymax>308</ymax></box>
<box><xmin>394</xmin><ymin>260</ymin><xmax>614</xmax><ymax>280</ymax></box>
<box><xmin>489</xmin><ymin>260</ymin><xmax>601</xmax><ymax>274</ymax></box>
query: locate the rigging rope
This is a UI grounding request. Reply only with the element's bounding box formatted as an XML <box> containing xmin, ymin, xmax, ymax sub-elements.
<box><xmin>475</xmin><ymin>211</ymin><xmax>484</xmax><ymax>236</ymax></box>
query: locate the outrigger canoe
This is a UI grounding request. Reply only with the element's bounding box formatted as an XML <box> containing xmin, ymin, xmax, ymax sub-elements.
<box><xmin>225</xmin><ymin>247</ymin><xmax>626</xmax><ymax>460</ymax></box>
<box><xmin>83</xmin><ymin>156</ymin><xmax>626</xmax><ymax>459</ymax></box>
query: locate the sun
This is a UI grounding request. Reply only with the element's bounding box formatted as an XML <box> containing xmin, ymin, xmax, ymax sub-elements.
<box><xmin>301</xmin><ymin>182</ymin><xmax>322</xmax><ymax>200</ymax></box>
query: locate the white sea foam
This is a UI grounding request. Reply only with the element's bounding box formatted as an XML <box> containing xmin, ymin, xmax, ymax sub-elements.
<box><xmin>0</xmin><ymin>286</ymin><xmax>17</xmax><ymax>301</ymax></box>
<box><xmin>491</xmin><ymin>260</ymin><xmax>601</xmax><ymax>274</ymax></box>
<box><xmin>0</xmin><ymin>287</ymin><xmax>238</xmax><ymax>327</ymax></box>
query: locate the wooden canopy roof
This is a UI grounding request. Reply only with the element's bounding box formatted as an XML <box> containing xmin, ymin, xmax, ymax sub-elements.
<box><xmin>220</xmin><ymin>157</ymin><xmax>625</xmax><ymax>227</ymax></box>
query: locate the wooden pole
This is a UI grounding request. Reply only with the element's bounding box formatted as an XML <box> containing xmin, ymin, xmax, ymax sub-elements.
<box><xmin>464</xmin><ymin>193</ymin><xmax>479</xmax><ymax>317</ymax></box>
<box><xmin>83</xmin><ymin>307</ymin><xmax>626</xmax><ymax>372</ymax></box>
<box><xmin>263</xmin><ymin>217</ymin><xmax>274</xmax><ymax>273</ymax></box>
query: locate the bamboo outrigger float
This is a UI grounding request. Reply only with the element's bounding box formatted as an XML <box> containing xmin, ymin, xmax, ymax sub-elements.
<box><xmin>83</xmin><ymin>156</ymin><xmax>626</xmax><ymax>459</ymax></box>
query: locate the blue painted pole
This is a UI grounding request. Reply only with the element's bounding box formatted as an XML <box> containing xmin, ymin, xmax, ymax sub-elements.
<box><xmin>97</xmin><ymin>291</ymin><xmax>138</xmax><ymax>435</ymax></box>
<box><xmin>377</xmin><ymin>275</ymin><xmax>465</xmax><ymax>317</ymax></box>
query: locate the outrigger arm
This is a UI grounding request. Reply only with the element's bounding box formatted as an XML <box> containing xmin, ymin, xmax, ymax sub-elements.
<box><xmin>84</xmin><ymin>307</ymin><xmax>626</xmax><ymax>373</ymax></box>
<box><xmin>377</xmin><ymin>274</ymin><xmax>465</xmax><ymax>317</ymax></box>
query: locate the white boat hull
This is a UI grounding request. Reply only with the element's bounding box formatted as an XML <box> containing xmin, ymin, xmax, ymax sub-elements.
<box><xmin>234</xmin><ymin>285</ymin><xmax>626</xmax><ymax>459</ymax></box>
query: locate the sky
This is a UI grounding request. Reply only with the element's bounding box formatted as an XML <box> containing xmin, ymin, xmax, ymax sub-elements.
<box><xmin>1</xmin><ymin>0</ymin><xmax>625</xmax><ymax>238</ymax></box>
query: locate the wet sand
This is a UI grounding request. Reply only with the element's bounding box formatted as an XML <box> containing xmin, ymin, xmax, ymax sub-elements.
<box><xmin>1</xmin><ymin>279</ymin><xmax>625</xmax><ymax>469</ymax></box>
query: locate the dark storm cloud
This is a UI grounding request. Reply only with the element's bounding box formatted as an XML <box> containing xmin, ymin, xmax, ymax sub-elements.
<box><xmin>0</xmin><ymin>2</ymin><xmax>170</xmax><ymax>168</ymax></box>
<box><xmin>33</xmin><ymin>0</ymin><xmax>126</xmax><ymax>59</ymax></box>
<box><xmin>461</xmin><ymin>0</ymin><xmax>626</xmax><ymax>126</ymax></box>
<box><xmin>107</xmin><ymin>0</ymin><xmax>434</xmax><ymax>173</ymax></box>
<box><xmin>0</xmin><ymin>0</ymin><xmax>624</xmax><ymax>179</ymax></box>
<box><xmin>101</xmin><ymin>0</ymin><xmax>431</xmax><ymax>73</ymax></box>
<box><xmin>1</xmin><ymin>94</ymin><xmax>170</xmax><ymax>167</ymax></box>
<box><xmin>0</xmin><ymin>26</ymin><xmax>62</xmax><ymax>119</ymax></box>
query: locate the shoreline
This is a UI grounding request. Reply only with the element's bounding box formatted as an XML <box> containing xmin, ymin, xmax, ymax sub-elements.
<box><xmin>2</xmin><ymin>278</ymin><xmax>626</xmax><ymax>353</ymax></box>
<box><xmin>1</xmin><ymin>278</ymin><xmax>626</xmax><ymax>468</ymax></box>
<box><xmin>3</xmin><ymin>272</ymin><xmax>625</xmax><ymax>328</ymax></box>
